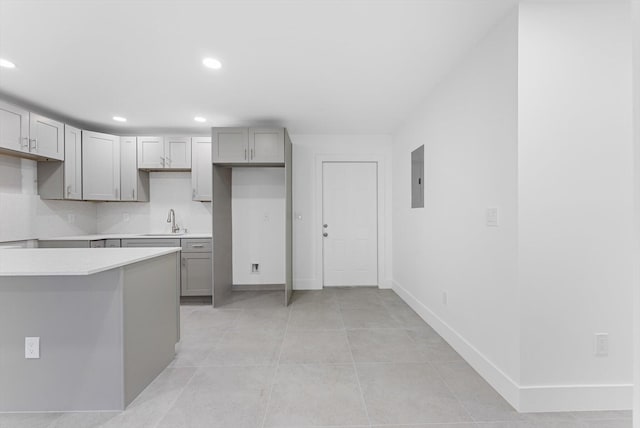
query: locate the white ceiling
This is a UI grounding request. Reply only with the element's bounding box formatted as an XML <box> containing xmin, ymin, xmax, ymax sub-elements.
<box><xmin>0</xmin><ymin>0</ymin><xmax>518</xmax><ymax>134</ymax></box>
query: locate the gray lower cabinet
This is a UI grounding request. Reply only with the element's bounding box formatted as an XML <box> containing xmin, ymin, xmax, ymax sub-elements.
<box><xmin>121</xmin><ymin>238</ymin><xmax>212</xmax><ymax>296</ymax></box>
<box><xmin>181</xmin><ymin>252</ymin><xmax>213</xmax><ymax>296</ymax></box>
<box><xmin>39</xmin><ymin>240</ymin><xmax>91</xmax><ymax>248</ymax></box>
<box><xmin>121</xmin><ymin>238</ymin><xmax>181</xmax><ymax>248</ymax></box>
<box><xmin>39</xmin><ymin>239</ymin><xmax>105</xmax><ymax>248</ymax></box>
<box><xmin>105</xmin><ymin>239</ymin><xmax>121</xmax><ymax>248</ymax></box>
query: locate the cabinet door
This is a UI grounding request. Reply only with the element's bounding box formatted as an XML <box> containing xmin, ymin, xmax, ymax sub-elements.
<box><xmin>120</xmin><ymin>136</ymin><xmax>138</xmax><ymax>201</ymax></box>
<box><xmin>181</xmin><ymin>252</ymin><xmax>213</xmax><ymax>296</ymax></box>
<box><xmin>82</xmin><ymin>131</ymin><xmax>120</xmax><ymax>201</ymax></box>
<box><xmin>191</xmin><ymin>137</ymin><xmax>212</xmax><ymax>201</ymax></box>
<box><xmin>121</xmin><ymin>238</ymin><xmax>181</xmax><ymax>247</ymax></box>
<box><xmin>63</xmin><ymin>125</ymin><xmax>82</xmax><ymax>200</ymax></box>
<box><xmin>212</xmin><ymin>128</ymin><xmax>248</xmax><ymax>163</ymax></box>
<box><xmin>0</xmin><ymin>101</ymin><xmax>29</xmax><ymax>153</ymax></box>
<box><xmin>105</xmin><ymin>239</ymin><xmax>121</xmax><ymax>248</ymax></box>
<box><xmin>164</xmin><ymin>136</ymin><xmax>191</xmax><ymax>169</ymax></box>
<box><xmin>249</xmin><ymin>128</ymin><xmax>284</xmax><ymax>163</ymax></box>
<box><xmin>137</xmin><ymin>136</ymin><xmax>164</xmax><ymax>169</ymax></box>
<box><xmin>29</xmin><ymin>113</ymin><xmax>64</xmax><ymax>160</ymax></box>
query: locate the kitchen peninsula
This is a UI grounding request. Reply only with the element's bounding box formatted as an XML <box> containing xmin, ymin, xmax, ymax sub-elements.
<box><xmin>0</xmin><ymin>247</ymin><xmax>181</xmax><ymax>412</ymax></box>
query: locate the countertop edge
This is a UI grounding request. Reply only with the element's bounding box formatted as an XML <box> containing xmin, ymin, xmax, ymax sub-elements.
<box><xmin>0</xmin><ymin>248</ymin><xmax>181</xmax><ymax>277</ymax></box>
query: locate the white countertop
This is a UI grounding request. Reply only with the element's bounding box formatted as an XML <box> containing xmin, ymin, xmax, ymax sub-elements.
<box><xmin>0</xmin><ymin>248</ymin><xmax>181</xmax><ymax>276</ymax></box>
<box><xmin>39</xmin><ymin>233</ymin><xmax>212</xmax><ymax>241</ymax></box>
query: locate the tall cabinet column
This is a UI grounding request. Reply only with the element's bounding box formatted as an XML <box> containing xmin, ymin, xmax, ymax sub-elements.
<box><xmin>211</xmin><ymin>127</ymin><xmax>293</xmax><ymax>307</ymax></box>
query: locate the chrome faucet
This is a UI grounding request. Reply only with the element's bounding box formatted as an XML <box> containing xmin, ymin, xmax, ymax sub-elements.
<box><xmin>167</xmin><ymin>209</ymin><xmax>180</xmax><ymax>233</ymax></box>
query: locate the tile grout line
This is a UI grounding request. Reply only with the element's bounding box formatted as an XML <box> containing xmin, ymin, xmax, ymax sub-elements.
<box><xmin>426</xmin><ymin>358</ymin><xmax>478</xmax><ymax>425</ymax></box>
<box><xmin>196</xmin><ymin>307</ymin><xmax>243</xmax><ymax>364</ymax></box>
<box><xmin>153</xmin><ymin>305</ymin><xmax>241</xmax><ymax>427</ymax></box>
<box><xmin>151</xmin><ymin>368</ymin><xmax>199</xmax><ymax>428</ymax></box>
<box><xmin>344</xmin><ymin>296</ymin><xmax>375</xmax><ymax>428</ymax></box>
<box><xmin>258</xmin><ymin>303</ymin><xmax>293</xmax><ymax>428</ymax></box>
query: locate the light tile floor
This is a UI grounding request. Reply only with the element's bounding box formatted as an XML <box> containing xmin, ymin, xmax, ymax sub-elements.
<box><xmin>0</xmin><ymin>288</ymin><xmax>632</xmax><ymax>428</ymax></box>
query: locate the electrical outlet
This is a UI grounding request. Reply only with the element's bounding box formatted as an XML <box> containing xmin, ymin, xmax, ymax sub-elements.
<box><xmin>25</xmin><ymin>337</ymin><xmax>40</xmax><ymax>359</ymax></box>
<box><xmin>442</xmin><ymin>291</ymin><xmax>448</xmax><ymax>306</ymax></box>
<box><xmin>251</xmin><ymin>263</ymin><xmax>260</xmax><ymax>273</ymax></box>
<box><xmin>594</xmin><ymin>333</ymin><xmax>609</xmax><ymax>356</ymax></box>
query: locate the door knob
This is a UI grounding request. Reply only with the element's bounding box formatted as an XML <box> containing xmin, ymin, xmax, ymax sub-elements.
<box><xmin>323</xmin><ymin>232</ymin><xmax>328</xmax><ymax>237</ymax></box>
<box><xmin>323</xmin><ymin>224</ymin><xmax>328</xmax><ymax>228</ymax></box>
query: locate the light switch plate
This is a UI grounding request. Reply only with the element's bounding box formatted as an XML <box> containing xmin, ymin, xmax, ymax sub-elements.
<box><xmin>595</xmin><ymin>333</ymin><xmax>609</xmax><ymax>356</ymax></box>
<box><xmin>486</xmin><ymin>208</ymin><xmax>499</xmax><ymax>227</ymax></box>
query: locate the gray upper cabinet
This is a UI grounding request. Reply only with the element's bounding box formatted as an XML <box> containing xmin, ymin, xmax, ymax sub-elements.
<box><xmin>0</xmin><ymin>101</ymin><xmax>64</xmax><ymax>160</ymax></box>
<box><xmin>250</xmin><ymin>128</ymin><xmax>285</xmax><ymax>163</ymax></box>
<box><xmin>0</xmin><ymin>101</ymin><xmax>30</xmax><ymax>154</ymax></box>
<box><xmin>164</xmin><ymin>136</ymin><xmax>192</xmax><ymax>169</ymax></box>
<box><xmin>191</xmin><ymin>137</ymin><xmax>212</xmax><ymax>201</ymax></box>
<box><xmin>63</xmin><ymin>125</ymin><xmax>83</xmax><ymax>199</ymax></box>
<box><xmin>38</xmin><ymin>125</ymin><xmax>82</xmax><ymax>200</ymax></box>
<box><xmin>212</xmin><ymin>128</ymin><xmax>249</xmax><ymax>163</ymax></box>
<box><xmin>120</xmin><ymin>137</ymin><xmax>149</xmax><ymax>202</ymax></box>
<box><xmin>137</xmin><ymin>136</ymin><xmax>164</xmax><ymax>169</ymax></box>
<box><xmin>29</xmin><ymin>113</ymin><xmax>64</xmax><ymax>160</ymax></box>
<box><xmin>137</xmin><ymin>136</ymin><xmax>191</xmax><ymax>170</ymax></box>
<box><xmin>82</xmin><ymin>130</ymin><xmax>120</xmax><ymax>201</ymax></box>
<box><xmin>212</xmin><ymin>127</ymin><xmax>284</xmax><ymax>165</ymax></box>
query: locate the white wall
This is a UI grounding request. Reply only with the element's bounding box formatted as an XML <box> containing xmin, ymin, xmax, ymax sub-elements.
<box><xmin>291</xmin><ymin>134</ymin><xmax>392</xmax><ymax>290</ymax></box>
<box><xmin>391</xmin><ymin>7</ymin><xmax>520</xmax><ymax>406</ymax></box>
<box><xmin>392</xmin><ymin>1</ymin><xmax>634</xmax><ymax>412</ymax></box>
<box><xmin>0</xmin><ymin>155</ymin><xmax>97</xmax><ymax>242</ymax></box>
<box><xmin>518</xmin><ymin>1</ymin><xmax>634</xmax><ymax>411</ymax></box>
<box><xmin>232</xmin><ymin>168</ymin><xmax>285</xmax><ymax>285</ymax></box>
<box><xmin>633</xmin><ymin>1</ymin><xmax>640</xmax><ymax>425</ymax></box>
<box><xmin>96</xmin><ymin>172</ymin><xmax>212</xmax><ymax>234</ymax></box>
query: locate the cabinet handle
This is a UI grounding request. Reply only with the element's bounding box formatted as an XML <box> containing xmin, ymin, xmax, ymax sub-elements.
<box><xmin>29</xmin><ymin>138</ymin><xmax>36</xmax><ymax>150</ymax></box>
<box><xmin>191</xmin><ymin>244</ymin><xmax>205</xmax><ymax>248</ymax></box>
<box><xmin>192</xmin><ymin>189</ymin><xmax>196</xmax><ymax>198</ymax></box>
<box><xmin>250</xmin><ymin>148</ymin><xmax>254</xmax><ymax>160</ymax></box>
<box><xmin>244</xmin><ymin>149</ymin><xmax>247</xmax><ymax>160</ymax></box>
<box><xmin>21</xmin><ymin>137</ymin><xmax>29</xmax><ymax>149</ymax></box>
<box><xmin>182</xmin><ymin>257</ymin><xmax>186</xmax><ymax>267</ymax></box>
<box><xmin>66</xmin><ymin>185</ymin><xmax>71</xmax><ymax>196</ymax></box>
<box><xmin>132</xmin><ymin>189</ymin><xmax>135</xmax><ymax>199</ymax></box>
<box><xmin>160</xmin><ymin>156</ymin><xmax>165</xmax><ymax>167</ymax></box>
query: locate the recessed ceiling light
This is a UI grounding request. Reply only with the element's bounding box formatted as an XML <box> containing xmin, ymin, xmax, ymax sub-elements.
<box><xmin>0</xmin><ymin>58</ymin><xmax>16</xmax><ymax>69</ymax></box>
<box><xmin>194</xmin><ymin>116</ymin><xmax>207</xmax><ymax>123</ymax></box>
<box><xmin>112</xmin><ymin>116</ymin><xmax>127</xmax><ymax>122</ymax></box>
<box><xmin>202</xmin><ymin>57</ymin><xmax>222</xmax><ymax>70</ymax></box>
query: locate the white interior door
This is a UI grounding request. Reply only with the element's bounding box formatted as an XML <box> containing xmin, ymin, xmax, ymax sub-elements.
<box><xmin>322</xmin><ymin>162</ymin><xmax>378</xmax><ymax>286</ymax></box>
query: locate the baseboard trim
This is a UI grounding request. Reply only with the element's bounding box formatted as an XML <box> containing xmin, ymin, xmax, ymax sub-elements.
<box><xmin>392</xmin><ymin>280</ymin><xmax>521</xmax><ymax>409</ymax></box>
<box><xmin>293</xmin><ymin>279</ymin><xmax>321</xmax><ymax>290</ymax></box>
<box><xmin>519</xmin><ymin>383</ymin><xmax>633</xmax><ymax>412</ymax></box>
<box><xmin>392</xmin><ymin>280</ymin><xmax>633</xmax><ymax>413</ymax></box>
<box><xmin>378</xmin><ymin>278</ymin><xmax>393</xmax><ymax>289</ymax></box>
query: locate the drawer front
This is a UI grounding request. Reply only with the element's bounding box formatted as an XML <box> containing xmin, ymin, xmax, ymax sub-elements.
<box><xmin>181</xmin><ymin>238</ymin><xmax>212</xmax><ymax>253</ymax></box>
<box><xmin>121</xmin><ymin>238</ymin><xmax>181</xmax><ymax>248</ymax></box>
<box><xmin>38</xmin><ymin>240</ymin><xmax>90</xmax><ymax>248</ymax></box>
<box><xmin>105</xmin><ymin>239</ymin><xmax>121</xmax><ymax>248</ymax></box>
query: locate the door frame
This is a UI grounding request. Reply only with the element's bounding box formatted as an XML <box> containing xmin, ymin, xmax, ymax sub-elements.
<box><xmin>314</xmin><ymin>154</ymin><xmax>389</xmax><ymax>289</ymax></box>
